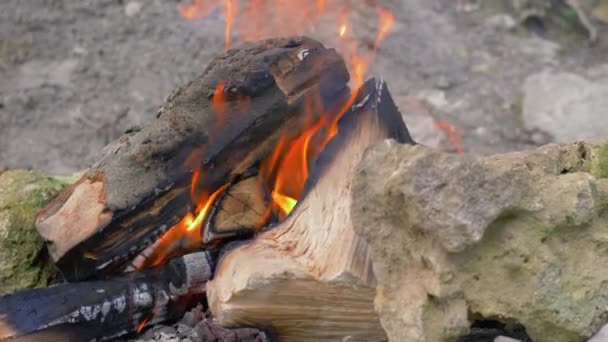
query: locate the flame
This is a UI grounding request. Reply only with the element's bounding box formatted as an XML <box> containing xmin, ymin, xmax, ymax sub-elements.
<box><xmin>212</xmin><ymin>82</ymin><xmax>227</xmax><ymax>127</ymax></box>
<box><xmin>134</xmin><ymin>0</ymin><xmax>399</xmax><ymax>267</ymax></box>
<box><xmin>223</xmin><ymin>0</ymin><xmax>236</xmax><ymax>48</ymax></box>
<box><xmin>338</xmin><ymin>10</ymin><xmax>349</xmax><ymax>38</ymax></box>
<box><xmin>257</xmin><ymin>36</ymin><xmax>373</xmax><ymax>219</ymax></box>
<box><xmin>435</xmin><ymin>120</ymin><xmax>464</xmax><ymax>155</ymax></box>
<box><xmin>177</xmin><ymin>1</ymin><xmax>397</xmax><ymax>58</ymax></box>
<box><xmin>374</xmin><ymin>6</ymin><xmax>395</xmax><ymax>52</ymax></box>
<box><xmin>316</xmin><ymin>0</ymin><xmax>325</xmax><ymax>12</ymax></box>
<box><xmin>141</xmin><ymin>184</ymin><xmax>228</xmax><ymax>268</ymax></box>
<box><xmin>272</xmin><ymin>191</ymin><xmax>297</xmax><ymax>214</ymax></box>
<box><xmin>178</xmin><ymin>0</ymin><xmax>220</xmax><ymax>20</ymax></box>
<box><xmin>339</xmin><ymin>24</ymin><xmax>347</xmax><ymax>37</ymax></box>
<box><xmin>136</xmin><ymin>318</ymin><xmax>149</xmax><ymax>334</ymax></box>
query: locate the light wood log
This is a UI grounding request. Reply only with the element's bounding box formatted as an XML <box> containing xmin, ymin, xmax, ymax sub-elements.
<box><xmin>207</xmin><ymin>79</ymin><xmax>415</xmax><ymax>342</ymax></box>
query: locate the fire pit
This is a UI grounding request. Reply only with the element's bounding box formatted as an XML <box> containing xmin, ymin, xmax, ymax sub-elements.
<box><xmin>0</xmin><ymin>35</ymin><xmax>415</xmax><ymax>341</ymax></box>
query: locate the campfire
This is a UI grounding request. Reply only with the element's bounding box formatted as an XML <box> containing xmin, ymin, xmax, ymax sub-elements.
<box><xmin>0</xmin><ymin>2</ymin><xmax>417</xmax><ymax>341</ymax></box>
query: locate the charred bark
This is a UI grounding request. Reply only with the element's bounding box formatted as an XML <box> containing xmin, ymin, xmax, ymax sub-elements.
<box><xmin>35</xmin><ymin>36</ymin><xmax>351</xmax><ymax>281</ymax></box>
<box><xmin>206</xmin><ymin>79</ymin><xmax>415</xmax><ymax>342</ymax></box>
<box><xmin>0</xmin><ymin>251</ymin><xmax>214</xmax><ymax>341</ymax></box>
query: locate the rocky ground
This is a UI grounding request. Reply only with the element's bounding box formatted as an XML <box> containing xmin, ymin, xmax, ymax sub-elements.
<box><xmin>2</xmin><ymin>0</ymin><xmax>608</xmax><ymax>341</ymax></box>
<box><xmin>1</xmin><ymin>0</ymin><xmax>608</xmax><ymax>175</ymax></box>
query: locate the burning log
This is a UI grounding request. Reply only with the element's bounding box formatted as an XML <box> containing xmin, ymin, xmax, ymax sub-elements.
<box><xmin>207</xmin><ymin>79</ymin><xmax>414</xmax><ymax>341</ymax></box>
<box><xmin>16</xmin><ymin>33</ymin><xmax>418</xmax><ymax>340</ymax></box>
<box><xmin>0</xmin><ymin>251</ymin><xmax>214</xmax><ymax>341</ymax></box>
<box><xmin>35</xmin><ymin>37</ymin><xmax>351</xmax><ymax>281</ymax></box>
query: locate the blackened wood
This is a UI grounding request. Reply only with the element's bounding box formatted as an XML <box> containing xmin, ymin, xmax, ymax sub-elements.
<box><xmin>35</xmin><ymin>36</ymin><xmax>350</xmax><ymax>281</ymax></box>
<box><xmin>0</xmin><ymin>251</ymin><xmax>214</xmax><ymax>341</ymax></box>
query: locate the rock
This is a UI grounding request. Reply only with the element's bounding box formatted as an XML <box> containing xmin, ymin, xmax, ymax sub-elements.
<box><xmin>396</xmin><ymin>95</ymin><xmax>444</xmax><ymax>149</ymax></box>
<box><xmin>435</xmin><ymin>74</ymin><xmax>455</xmax><ymax>90</ymax></box>
<box><xmin>140</xmin><ymin>325</ymin><xmax>178</xmax><ymax>341</ymax></box>
<box><xmin>522</xmin><ymin>71</ymin><xmax>608</xmax><ymax>142</ymax></box>
<box><xmin>495</xmin><ymin>336</ymin><xmax>522</xmax><ymax>342</ymax></box>
<box><xmin>132</xmin><ymin>306</ymin><xmax>268</xmax><ymax>342</ymax></box>
<box><xmin>592</xmin><ymin>0</ymin><xmax>608</xmax><ymax>23</ymax></box>
<box><xmin>416</xmin><ymin>89</ymin><xmax>449</xmax><ymax>110</ymax></box>
<box><xmin>518</xmin><ymin>37</ymin><xmax>561</xmax><ymax>63</ymax></box>
<box><xmin>16</xmin><ymin>59</ymin><xmax>79</xmax><ymax>90</ymax></box>
<box><xmin>352</xmin><ymin>140</ymin><xmax>608</xmax><ymax>342</ymax></box>
<box><xmin>588</xmin><ymin>323</ymin><xmax>608</xmax><ymax>342</ymax></box>
<box><xmin>125</xmin><ymin>1</ymin><xmax>143</xmax><ymax>17</ymax></box>
<box><xmin>0</xmin><ymin>170</ymin><xmax>74</xmax><ymax>294</ymax></box>
<box><xmin>485</xmin><ymin>14</ymin><xmax>517</xmax><ymax>30</ymax></box>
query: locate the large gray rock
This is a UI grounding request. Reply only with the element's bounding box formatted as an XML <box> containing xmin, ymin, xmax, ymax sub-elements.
<box><xmin>0</xmin><ymin>170</ymin><xmax>75</xmax><ymax>294</ymax></box>
<box><xmin>522</xmin><ymin>71</ymin><xmax>608</xmax><ymax>142</ymax></box>
<box><xmin>352</xmin><ymin>140</ymin><xmax>608</xmax><ymax>342</ymax></box>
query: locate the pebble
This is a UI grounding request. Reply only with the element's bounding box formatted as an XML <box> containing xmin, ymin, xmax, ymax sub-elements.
<box><xmin>592</xmin><ymin>0</ymin><xmax>608</xmax><ymax>24</ymax></box>
<box><xmin>485</xmin><ymin>14</ymin><xmax>517</xmax><ymax>30</ymax></box>
<box><xmin>416</xmin><ymin>89</ymin><xmax>448</xmax><ymax>109</ymax></box>
<box><xmin>176</xmin><ymin>323</ymin><xmax>191</xmax><ymax>334</ymax></box>
<box><xmin>522</xmin><ymin>70</ymin><xmax>608</xmax><ymax>142</ymax></box>
<box><xmin>588</xmin><ymin>323</ymin><xmax>608</xmax><ymax>342</ymax></box>
<box><xmin>435</xmin><ymin>74</ymin><xmax>454</xmax><ymax>90</ymax></box>
<box><xmin>125</xmin><ymin>1</ymin><xmax>143</xmax><ymax>17</ymax></box>
<box><xmin>495</xmin><ymin>336</ymin><xmax>522</xmax><ymax>342</ymax></box>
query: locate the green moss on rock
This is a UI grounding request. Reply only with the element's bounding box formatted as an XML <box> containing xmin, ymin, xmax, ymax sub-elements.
<box><xmin>0</xmin><ymin>170</ymin><xmax>72</xmax><ymax>294</ymax></box>
<box><xmin>590</xmin><ymin>144</ymin><xmax>608</xmax><ymax>179</ymax></box>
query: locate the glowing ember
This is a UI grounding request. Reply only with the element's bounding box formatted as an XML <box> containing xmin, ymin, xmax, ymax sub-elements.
<box><xmin>136</xmin><ymin>318</ymin><xmax>149</xmax><ymax>334</ymax></box>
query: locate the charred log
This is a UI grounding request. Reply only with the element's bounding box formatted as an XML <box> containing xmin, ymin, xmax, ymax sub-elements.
<box><xmin>206</xmin><ymin>79</ymin><xmax>415</xmax><ymax>342</ymax></box>
<box><xmin>35</xmin><ymin>36</ymin><xmax>351</xmax><ymax>281</ymax></box>
<box><xmin>0</xmin><ymin>251</ymin><xmax>214</xmax><ymax>341</ymax></box>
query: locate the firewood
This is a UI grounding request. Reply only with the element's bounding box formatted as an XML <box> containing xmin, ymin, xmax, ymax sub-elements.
<box><xmin>0</xmin><ymin>251</ymin><xmax>214</xmax><ymax>342</ymax></box>
<box><xmin>206</xmin><ymin>79</ymin><xmax>415</xmax><ymax>342</ymax></box>
<box><xmin>35</xmin><ymin>36</ymin><xmax>351</xmax><ymax>281</ymax></box>
<box><xmin>203</xmin><ymin>175</ymin><xmax>272</xmax><ymax>245</ymax></box>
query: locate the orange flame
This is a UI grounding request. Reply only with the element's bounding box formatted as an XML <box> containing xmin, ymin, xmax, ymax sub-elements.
<box><xmin>141</xmin><ymin>184</ymin><xmax>228</xmax><ymax>268</ymax></box>
<box><xmin>374</xmin><ymin>6</ymin><xmax>395</xmax><ymax>52</ymax></box>
<box><xmin>179</xmin><ymin>0</ymin><xmax>220</xmax><ymax>20</ymax></box>
<box><xmin>136</xmin><ymin>318</ymin><xmax>149</xmax><ymax>334</ymax></box>
<box><xmin>316</xmin><ymin>0</ymin><xmax>325</xmax><ymax>12</ymax></box>
<box><xmin>272</xmin><ymin>191</ymin><xmax>297</xmax><ymax>214</ymax></box>
<box><xmin>258</xmin><ymin>45</ymin><xmax>372</xmax><ymax>219</ymax></box>
<box><xmin>435</xmin><ymin>120</ymin><xmax>464</xmax><ymax>155</ymax></box>
<box><xmin>223</xmin><ymin>0</ymin><xmax>236</xmax><ymax>48</ymax></box>
<box><xmin>338</xmin><ymin>10</ymin><xmax>349</xmax><ymax>38</ymax></box>
<box><xmin>137</xmin><ymin>0</ymin><xmax>399</xmax><ymax>268</ymax></box>
<box><xmin>212</xmin><ymin>82</ymin><xmax>227</xmax><ymax>127</ymax></box>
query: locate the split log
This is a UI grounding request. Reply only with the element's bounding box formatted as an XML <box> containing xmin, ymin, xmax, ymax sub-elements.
<box><xmin>207</xmin><ymin>79</ymin><xmax>415</xmax><ymax>341</ymax></box>
<box><xmin>0</xmin><ymin>251</ymin><xmax>214</xmax><ymax>341</ymax></box>
<box><xmin>35</xmin><ymin>36</ymin><xmax>351</xmax><ymax>281</ymax></box>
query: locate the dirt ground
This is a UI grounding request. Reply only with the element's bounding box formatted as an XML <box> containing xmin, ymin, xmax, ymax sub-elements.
<box><xmin>1</xmin><ymin>0</ymin><xmax>607</xmax><ymax>175</ymax></box>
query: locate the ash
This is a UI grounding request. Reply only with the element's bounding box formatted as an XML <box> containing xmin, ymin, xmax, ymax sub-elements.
<box><xmin>131</xmin><ymin>305</ymin><xmax>268</xmax><ymax>342</ymax></box>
